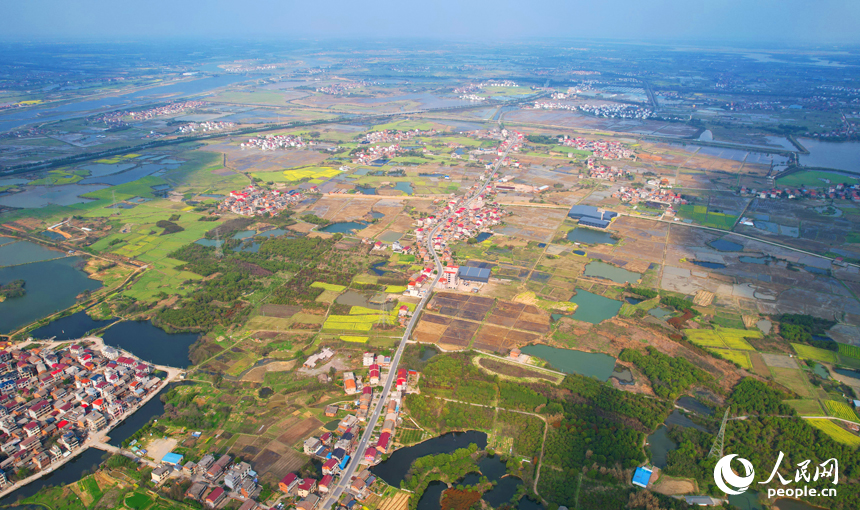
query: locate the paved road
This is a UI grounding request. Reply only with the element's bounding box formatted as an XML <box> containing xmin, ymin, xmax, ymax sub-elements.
<box><xmin>319</xmin><ymin>138</ymin><xmax>511</xmax><ymax>509</ymax></box>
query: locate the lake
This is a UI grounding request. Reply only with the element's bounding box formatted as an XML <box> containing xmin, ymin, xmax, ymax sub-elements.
<box><xmin>798</xmin><ymin>138</ymin><xmax>860</xmax><ymax>173</ymax></box>
<box><xmin>566</xmin><ymin>227</ymin><xmax>617</xmax><ymax>245</ymax></box>
<box><xmin>0</xmin><ymin>184</ymin><xmax>108</xmax><ymax>208</ymax></box>
<box><xmin>319</xmin><ymin>221</ymin><xmax>368</xmax><ymax>234</ymax></box>
<box><xmin>102</xmin><ymin>321</ymin><xmax>198</xmax><ymax>368</ymax></box>
<box><xmin>29</xmin><ymin>310</ymin><xmax>114</xmax><ymax>340</ymax></box>
<box><xmin>519</xmin><ymin>345</ymin><xmax>617</xmax><ymax>381</ymax></box>
<box><xmin>0</xmin><ymin>256</ymin><xmax>103</xmax><ymax>333</ymax></box>
<box><xmin>583</xmin><ymin>261</ymin><xmax>641</xmax><ymax>284</ymax></box>
<box><xmin>553</xmin><ymin>288</ymin><xmax>623</xmax><ymax>324</ymax></box>
<box><xmin>371</xmin><ymin>431</ymin><xmax>488</xmax><ymax>487</ymax></box>
<box><xmin>417</xmin><ymin>481</ymin><xmax>447</xmax><ymax>510</ymax></box>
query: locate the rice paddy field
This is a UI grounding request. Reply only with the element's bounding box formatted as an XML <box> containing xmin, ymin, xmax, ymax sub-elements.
<box><xmin>792</xmin><ymin>343</ymin><xmax>840</xmax><ymax>364</ymax></box>
<box><xmin>675</xmin><ymin>204</ymin><xmax>737</xmax><ymax>230</ymax></box>
<box><xmin>685</xmin><ymin>327</ymin><xmax>760</xmax><ymax>350</ymax></box>
<box><xmin>824</xmin><ymin>400</ymin><xmax>860</xmax><ymax>423</ymax></box>
<box><xmin>806</xmin><ymin>419</ymin><xmax>860</xmax><ymax>447</ymax></box>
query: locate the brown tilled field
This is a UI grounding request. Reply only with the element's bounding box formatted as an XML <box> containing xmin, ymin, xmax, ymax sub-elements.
<box><xmin>254</xmin><ymin>441</ymin><xmax>307</xmax><ymax>485</ymax></box>
<box><xmin>378</xmin><ymin>493</ymin><xmax>410</xmax><ymax>510</ymax></box>
<box><xmin>259</xmin><ymin>304</ymin><xmax>302</xmax><ymax>318</ymax></box>
<box><xmin>276</xmin><ymin>417</ymin><xmax>323</xmax><ymax>446</ymax></box>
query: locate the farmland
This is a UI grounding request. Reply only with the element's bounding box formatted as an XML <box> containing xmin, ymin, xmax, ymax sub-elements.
<box><xmin>824</xmin><ymin>400</ymin><xmax>860</xmax><ymax>423</ymax></box>
<box><xmin>792</xmin><ymin>343</ymin><xmax>840</xmax><ymax>364</ymax></box>
<box><xmin>685</xmin><ymin>327</ymin><xmax>759</xmax><ymax>351</ymax></box>
<box><xmin>807</xmin><ymin>419</ymin><xmax>860</xmax><ymax>447</ymax></box>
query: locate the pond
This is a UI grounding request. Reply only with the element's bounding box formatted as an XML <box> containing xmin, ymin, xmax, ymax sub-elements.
<box><xmin>583</xmin><ymin>261</ymin><xmax>641</xmax><ymax>284</ymax></box>
<box><xmin>324</xmin><ymin>420</ymin><xmax>340</xmax><ymax>431</ymax></box>
<box><xmin>195</xmin><ymin>238</ymin><xmax>223</xmax><ymax>248</ymax></box>
<box><xmin>552</xmin><ymin>288</ymin><xmax>623</xmax><ymax>325</ymax></box>
<box><xmin>420</xmin><ymin>347</ymin><xmax>438</xmax><ymax>362</ymax></box>
<box><xmin>236</xmin><ymin>241</ymin><xmax>261</xmax><ymax>253</ymax></box>
<box><xmin>392</xmin><ymin>182</ymin><xmax>414</xmax><ymax>195</ymax></box>
<box><xmin>648</xmin><ymin>308</ymin><xmax>673</xmax><ymax>319</ymax></box>
<box><xmin>676</xmin><ymin>396</ymin><xmax>714</xmax><ymax>416</ymax></box>
<box><xmin>664</xmin><ymin>409</ymin><xmax>707</xmax><ymax>432</ymax></box>
<box><xmin>102</xmin><ymin>321</ymin><xmax>198</xmax><ymax>368</ymax></box>
<box><xmin>0</xmin><ymin>256</ymin><xmax>103</xmax><ymax>333</ymax></box>
<box><xmin>80</xmin><ymin>163</ymin><xmax>178</xmax><ymax>186</ymax></box>
<box><xmin>370</xmin><ymin>260</ymin><xmax>389</xmax><ymax>276</ymax></box>
<box><xmin>357</xmin><ymin>186</ymin><xmax>378</xmax><ymax>195</ymax></box>
<box><xmin>798</xmin><ymin>138</ymin><xmax>860</xmax><ymax>173</ymax></box>
<box><xmin>708</xmin><ymin>239</ymin><xmax>744</xmax><ymax>252</ymax></box>
<box><xmin>740</xmin><ymin>256</ymin><xmax>769</xmax><ymax>265</ymax></box>
<box><xmin>371</xmin><ymin>431</ymin><xmax>488</xmax><ymax>487</ymax></box>
<box><xmin>646</xmin><ymin>425</ymin><xmax>676</xmax><ymax>469</ymax></box>
<box><xmin>757</xmin><ymin>320</ymin><xmax>772</xmax><ymax>334</ymax></box>
<box><xmin>370</xmin><ymin>211</ymin><xmax>385</xmax><ymax>219</ymax></box>
<box><xmin>0</xmin><ymin>240</ymin><xmax>66</xmax><ymax>267</ymax></box>
<box><xmin>475</xmin><ymin>232</ymin><xmax>493</xmax><ymax>242</ymax></box>
<box><xmin>30</xmin><ymin>310</ymin><xmax>115</xmax><ymax>340</ymax></box>
<box><xmin>520</xmin><ymin>345</ymin><xmax>617</xmax><ymax>381</ymax></box>
<box><xmin>728</xmin><ymin>491</ymin><xmax>765</xmax><ymax>510</ymax></box>
<box><xmin>232</xmin><ymin>230</ymin><xmax>257</xmax><ymax>239</ymax></box>
<box><xmin>834</xmin><ymin>368</ymin><xmax>860</xmax><ymax>381</ymax></box>
<box><xmin>625</xmin><ymin>297</ymin><xmax>642</xmax><ymax>305</ymax></box>
<box><xmin>811</xmin><ymin>363</ymin><xmax>829</xmax><ymax>379</ymax></box>
<box><xmin>573</xmin><ymin>249</ymin><xmax>586</xmax><ymax>256</ymax></box>
<box><xmin>517</xmin><ymin>497</ymin><xmax>544</xmax><ymax>510</ymax></box>
<box><xmin>336</xmin><ymin>291</ymin><xmax>386</xmax><ymax>310</ymax></box>
<box><xmin>319</xmin><ymin>221</ymin><xmax>368</xmax><ymax>234</ymax></box>
<box><xmin>566</xmin><ymin>227</ymin><xmax>617</xmax><ymax>245</ymax></box>
<box><xmin>611</xmin><ymin>366</ymin><xmax>634</xmax><ymax>384</ymax></box>
<box><xmin>690</xmin><ymin>260</ymin><xmax>726</xmax><ymax>269</ymax></box>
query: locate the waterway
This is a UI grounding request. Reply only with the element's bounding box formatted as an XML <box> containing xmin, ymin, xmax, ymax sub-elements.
<box><xmin>370</xmin><ymin>431</ymin><xmax>488</xmax><ymax>487</ymax></box>
<box><xmin>519</xmin><ymin>345</ymin><xmax>616</xmax><ymax>381</ymax></box>
<box><xmin>0</xmin><ymin>256</ymin><xmax>103</xmax><ymax>333</ymax></box>
<box><xmin>101</xmin><ymin>321</ymin><xmax>197</xmax><ymax>368</ymax></box>
<box><xmin>552</xmin><ymin>288</ymin><xmax>623</xmax><ymax>325</ymax></box>
<box><xmin>566</xmin><ymin>227</ymin><xmax>617</xmax><ymax>245</ymax></box>
<box><xmin>319</xmin><ymin>221</ymin><xmax>368</xmax><ymax>234</ymax></box>
<box><xmin>29</xmin><ymin>310</ymin><xmax>115</xmax><ymax>340</ymax></box>
<box><xmin>0</xmin><ymin>74</ymin><xmax>251</xmax><ymax>132</ymax></box>
<box><xmin>798</xmin><ymin>138</ymin><xmax>860</xmax><ymax>174</ymax></box>
<box><xmin>583</xmin><ymin>261</ymin><xmax>641</xmax><ymax>284</ymax></box>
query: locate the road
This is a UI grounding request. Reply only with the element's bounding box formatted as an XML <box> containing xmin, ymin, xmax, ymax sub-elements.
<box><xmin>319</xmin><ymin>137</ymin><xmax>512</xmax><ymax>509</ymax></box>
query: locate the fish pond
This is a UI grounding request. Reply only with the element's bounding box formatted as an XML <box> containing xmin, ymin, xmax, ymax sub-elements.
<box><xmin>583</xmin><ymin>261</ymin><xmax>641</xmax><ymax>284</ymax></box>
<box><xmin>708</xmin><ymin>238</ymin><xmax>744</xmax><ymax>252</ymax></box>
<box><xmin>552</xmin><ymin>288</ymin><xmax>623</xmax><ymax>324</ymax></box>
<box><xmin>566</xmin><ymin>227</ymin><xmax>617</xmax><ymax>245</ymax></box>
<box><xmin>319</xmin><ymin>221</ymin><xmax>368</xmax><ymax>234</ymax></box>
<box><xmin>519</xmin><ymin>345</ymin><xmax>617</xmax><ymax>381</ymax></box>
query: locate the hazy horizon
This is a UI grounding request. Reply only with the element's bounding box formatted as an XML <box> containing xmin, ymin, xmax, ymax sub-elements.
<box><xmin>3</xmin><ymin>0</ymin><xmax>860</xmax><ymax>46</ymax></box>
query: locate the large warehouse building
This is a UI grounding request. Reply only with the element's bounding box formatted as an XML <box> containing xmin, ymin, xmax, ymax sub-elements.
<box><xmin>458</xmin><ymin>266</ymin><xmax>491</xmax><ymax>284</ymax></box>
<box><xmin>567</xmin><ymin>205</ymin><xmax>617</xmax><ymax>229</ymax></box>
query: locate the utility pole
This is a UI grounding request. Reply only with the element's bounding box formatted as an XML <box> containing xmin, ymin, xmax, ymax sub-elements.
<box><xmin>708</xmin><ymin>407</ymin><xmax>731</xmax><ymax>459</ymax></box>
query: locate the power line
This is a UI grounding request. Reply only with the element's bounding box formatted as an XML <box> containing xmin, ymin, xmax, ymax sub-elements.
<box><xmin>708</xmin><ymin>407</ymin><xmax>731</xmax><ymax>458</ymax></box>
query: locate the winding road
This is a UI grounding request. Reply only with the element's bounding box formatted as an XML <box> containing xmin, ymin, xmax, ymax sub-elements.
<box><xmin>318</xmin><ymin>136</ymin><xmax>512</xmax><ymax>509</ymax></box>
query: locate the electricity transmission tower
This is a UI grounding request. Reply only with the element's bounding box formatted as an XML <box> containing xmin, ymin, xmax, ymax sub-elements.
<box><xmin>708</xmin><ymin>407</ymin><xmax>731</xmax><ymax>458</ymax></box>
<box><xmin>376</xmin><ymin>301</ymin><xmax>390</xmax><ymax>328</ymax></box>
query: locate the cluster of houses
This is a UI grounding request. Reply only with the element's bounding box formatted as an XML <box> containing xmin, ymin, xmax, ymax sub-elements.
<box><xmin>558</xmin><ymin>135</ymin><xmax>637</xmax><ymax>160</ymax></box>
<box><xmin>740</xmin><ymin>183</ymin><xmax>860</xmax><ymax>201</ymax></box>
<box><xmin>279</xmin><ymin>467</ymin><xmax>376</xmax><ymax>510</ymax></box>
<box><xmin>316</xmin><ymin>82</ymin><xmax>376</xmax><ymax>95</ymax></box>
<box><xmin>363</xmin><ymin>129</ymin><xmax>434</xmax><ymax>144</ymax></box>
<box><xmin>412</xmin><ymin>196</ymin><xmax>505</xmax><ymax>267</ymax></box>
<box><xmin>0</xmin><ymin>343</ymin><xmax>162</xmax><ymax>483</ymax></box>
<box><xmin>458</xmin><ymin>94</ymin><xmax>485</xmax><ymax>102</ymax></box>
<box><xmin>582</xmin><ymin>159</ymin><xmax>630</xmax><ymax>181</ymax></box>
<box><xmin>128</xmin><ymin>101</ymin><xmax>205</xmax><ymax>120</ymax></box>
<box><xmin>528</xmin><ymin>100</ymin><xmax>576</xmax><ymax>111</ymax></box>
<box><xmin>177</xmin><ymin>121</ymin><xmax>236</xmax><ymax>134</ymax></box>
<box><xmin>350</xmin><ymin>144</ymin><xmax>404</xmax><ymax>166</ymax></box>
<box><xmin>240</xmin><ymin>134</ymin><xmax>306</xmax><ymax>151</ymax></box>
<box><xmin>302</xmin><ymin>348</ymin><xmax>335</xmax><ymax>369</ymax></box>
<box><xmin>612</xmin><ymin>185</ymin><xmax>687</xmax><ymax>207</ymax></box>
<box><xmin>161</xmin><ymin>452</ymin><xmax>266</xmax><ymax>510</ymax></box>
<box><xmin>218</xmin><ymin>186</ymin><xmax>304</xmax><ymax>216</ymax></box>
<box><xmin>577</xmin><ymin>103</ymin><xmax>653</xmax><ymax>119</ymax></box>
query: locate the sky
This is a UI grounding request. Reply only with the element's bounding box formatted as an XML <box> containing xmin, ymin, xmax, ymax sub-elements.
<box><xmin>3</xmin><ymin>0</ymin><xmax>860</xmax><ymax>45</ymax></box>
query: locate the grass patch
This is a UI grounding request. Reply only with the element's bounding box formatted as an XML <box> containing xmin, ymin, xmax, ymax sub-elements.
<box><xmin>770</xmin><ymin>367</ymin><xmax>813</xmax><ymax>398</ymax></box>
<box><xmin>676</xmin><ymin>204</ymin><xmax>737</xmax><ymax>229</ymax></box>
<box><xmin>776</xmin><ymin>170</ymin><xmax>860</xmax><ymax>188</ymax></box>
<box><xmin>784</xmin><ymin>399</ymin><xmax>823</xmax><ymax>416</ymax></box>
<box><xmin>311</xmin><ymin>281</ymin><xmax>347</xmax><ymax>292</ymax></box>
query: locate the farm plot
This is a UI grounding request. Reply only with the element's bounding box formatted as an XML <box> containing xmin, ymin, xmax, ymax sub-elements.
<box><xmin>685</xmin><ymin>327</ymin><xmax>759</xmax><ymax>350</ymax></box>
<box><xmin>413</xmin><ymin>313</ymin><xmax>479</xmax><ymax>350</ymax></box>
<box><xmin>708</xmin><ymin>348</ymin><xmax>752</xmax><ymax>369</ymax></box>
<box><xmin>430</xmin><ymin>293</ymin><xmax>495</xmax><ymax>321</ymax></box>
<box><xmin>784</xmin><ymin>399</ymin><xmax>824</xmax><ymax>416</ymax></box>
<box><xmin>259</xmin><ymin>304</ymin><xmax>302</xmax><ymax>318</ymax></box>
<box><xmin>838</xmin><ymin>343</ymin><xmax>860</xmax><ymax>359</ymax></box>
<box><xmin>792</xmin><ymin>343</ymin><xmax>840</xmax><ymax>364</ymax></box>
<box><xmin>770</xmin><ymin>367</ymin><xmax>814</xmax><ymax>398</ymax></box>
<box><xmin>824</xmin><ymin>400</ymin><xmax>860</xmax><ymax>423</ymax></box>
<box><xmin>807</xmin><ymin>419</ymin><xmax>860</xmax><ymax>447</ymax></box>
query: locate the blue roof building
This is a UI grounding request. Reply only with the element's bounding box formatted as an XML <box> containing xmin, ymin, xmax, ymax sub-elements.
<box><xmin>459</xmin><ymin>266</ymin><xmax>491</xmax><ymax>284</ymax></box>
<box><xmin>162</xmin><ymin>452</ymin><xmax>184</xmax><ymax>466</ymax></box>
<box><xmin>568</xmin><ymin>205</ymin><xmax>617</xmax><ymax>229</ymax></box>
<box><xmin>632</xmin><ymin>466</ymin><xmax>652</xmax><ymax>488</ymax></box>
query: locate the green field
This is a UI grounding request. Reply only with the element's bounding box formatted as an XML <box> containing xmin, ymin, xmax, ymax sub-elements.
<box><xmin>784</xmin><ymin>399</ymin><xmax>824</xmax><ymax>416</ymax></box>
<box><xmin>771</xmin><ymin>367</ymin><xmax>814</xmax><ymax>398</ymax></box>
<box><xmin>792</xmin><ymin>343</ymin><xmax>840</xmax><ymax>364</ymax></box>
<box><xmin>824</xmin><ymin>400</ymin><xmax>860</xmax><ymax>423</ymax></box>
<box><xmin>807</xmin><ymin>419</ymin><xmax>860</xmax><ymax>447</ymax></box>
<box><xmin>311</xmin><ymin>281</ymin><xmax>347</xmax><ymax>292</ymax></box>
<box><xmin>685</xmin><ymin>327</ymin><xmax>759</xmax><ymax>351</ymax></box>
<box><xmin>776</xmin><ymin>170</ymin><xmax>860</xmax><ymax>188</ymax></box>
<box><xmin>838</xmin><ymin>343</ymin><xmax>860</xmax><ymax>359</ymax></box>
<box><xmin>125</xmin><ymin>491</ymin><xmax>153</xmax><ymax>510</ymax></box>
<box><xmin>676</xmin><ymin>204</ymin><xmax>738</xmax><ymax>229</ymax></box>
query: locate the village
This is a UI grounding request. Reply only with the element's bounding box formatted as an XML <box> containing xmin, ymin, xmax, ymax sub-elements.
<box><xmin>0</xmin><ymin>341</ymin><xmax>165</xmax><ymax>489</ymax></box>
<box><xmin>218</xmin><ymin>186</ymin><xmax>306</xmax><ymax>216</ymax></box>
<box><xmin>177</xmin><ymin>121</ymin><xmax>236</xmax><ymax>134</ymax></box>
<box><xmin>240</xmin><ymin>134</ymin><xmax>307</xmax><ymax>151</ymax></box>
